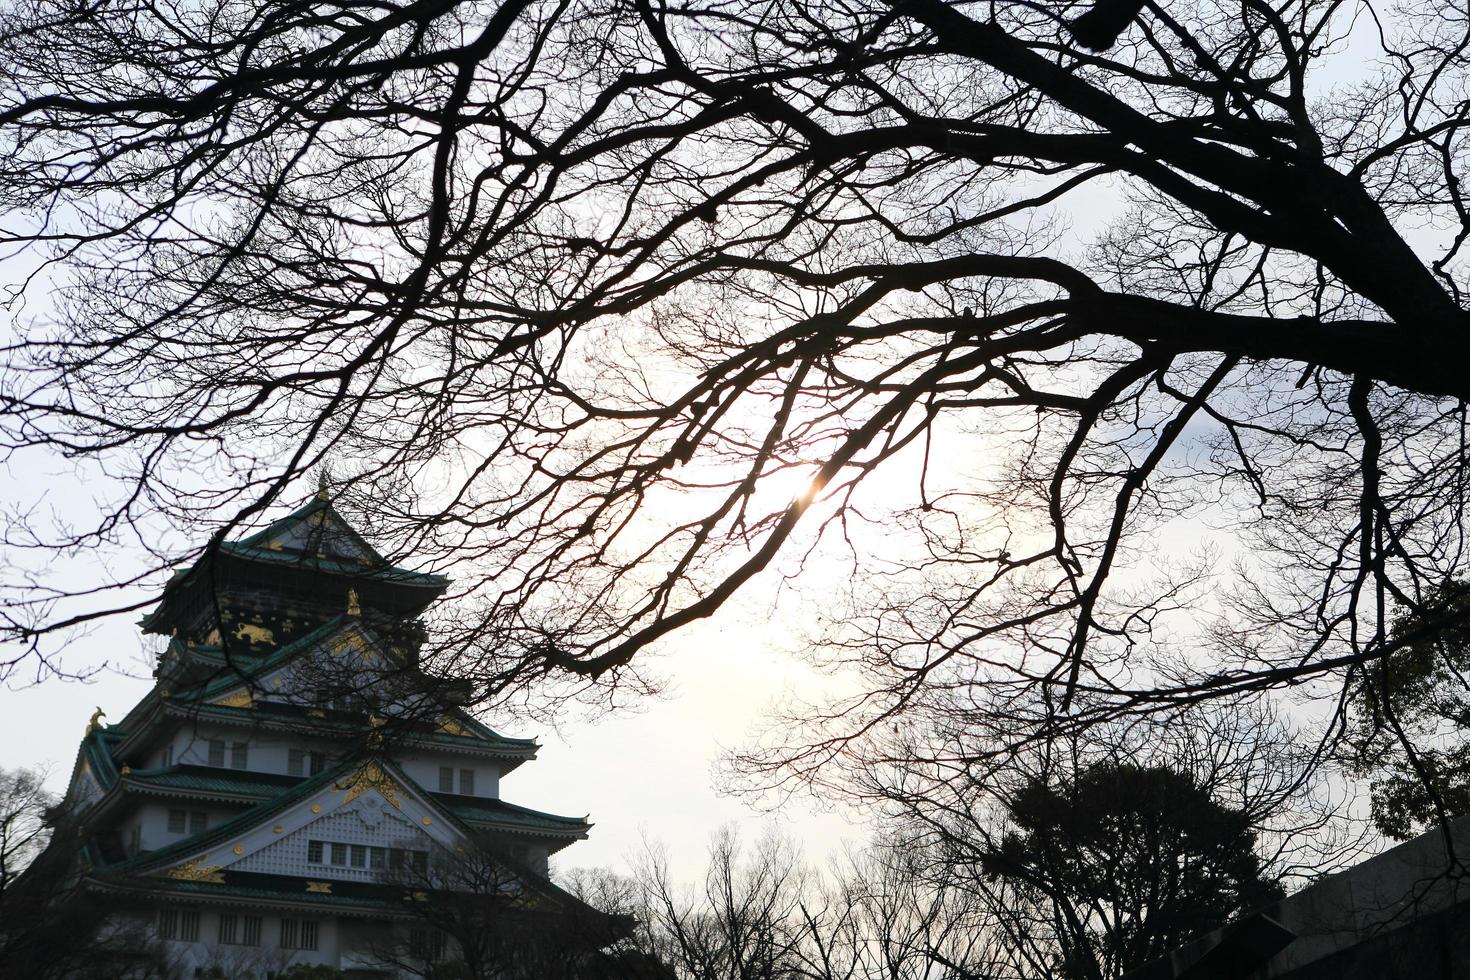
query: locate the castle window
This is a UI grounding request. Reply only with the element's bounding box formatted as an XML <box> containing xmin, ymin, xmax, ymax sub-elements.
<box><xmin>280</xmin><ymin>918</ymin><xmax>318</xmax><ymax>950</ymax></box>
<box><xmin>230</xmin><ymin>742</ymin><xmax>248</xmax><ymax>769</ymax></box>
<box><xmin>242</xmin><ymin>915</ymin><xmax>261</xmax><ymax>946</ymax></box>
<box><xmin>438</xmin><ymin>767</ymin><xmax>454</xmax><ymax>793</ymax></box>
<box><xmin>351</xmin><ymin>844</ymin><xmax>367</xmax><ymax>868</ymax></box>
<box><xmin>189</xmin><ymin>810</ymin><xmax>208</xmax><ymax>835</ymax></box>
<box><xmin>157</xmin><ymin>909</ymin><xmax>178</xmax><ymax>939</ymax></box>
<box><xmin>410</xmin><ymin>928</ymin><xmax>446</xmax><ymax>961</ymax></box>
<box><xmin>307</xmin><ymin>840</ymin><xmax>323</xmax><ymax>863</ymax></box>
<box><xmin>167</xmin><ymin>809</ymin><xmax>186</xmax><ymax>833</ymax></box>
<box><xmin>217</xmin><ymin>913</ymin><xmax>237</xmax><ymax>945</ymax></box>
<box><xmin>330</xmin><ymin>842</ymin><xmax>348</xmax><ymax>866</ymax></box>
<box><xmin>179</xmin><ymin>910</ymin><xmax>200</xmax><ymax>942</ymax></box>
<box><xmin>208</xmin><ymin>739</ymin><xmax>226</xmax><ymax>767</ymax></box>
<box><xmin>289</xmin><ymin>748</ymin><xmax>325</xmax><ymax>777</ymax></box>
<box><xmin>370</xmin><ymin>846</ymin><xmax>386</xmax><ymax>869</ymax></box>
<box><xmin>459</xmin><ymin>769</ymin><xmax>475</xmax><ymax>796</ymax></box>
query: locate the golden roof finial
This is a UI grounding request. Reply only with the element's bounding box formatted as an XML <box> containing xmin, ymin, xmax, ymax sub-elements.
<box><xmin>346</xmin><ymin>588</ymin><xmax>362</xmax><ymax>617</ymax></box>
<box><xmin>315</xmin><ymin>468</ymin><xmax>330</xmax><ymax>501</ymax></box>
<box><xmin>86</xmin><ymin>706</ymin><xmax>106</xmax><ymax>735</ymax></box>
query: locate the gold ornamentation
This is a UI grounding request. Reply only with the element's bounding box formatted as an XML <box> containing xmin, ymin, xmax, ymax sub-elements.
<box><xmin>234</xmin><ymin>623</ymin><xmax>274</xmax><ymax>645</ymax></box>
<box><xmin>204</xmin><ymin>628</ymin><xmax>221</xmax><ymax>645</ymax></box>
<box><xmin>212</xmin><ymin>689</ymin><xmax>254</xmax><ymax>709</ymax></box>
<box><xmin>86</xmin><ymin>706</ymin><xmax>106</xmax><ymax>734</ymax></box>
<box><xmin>233</xmin><ymin>844</ymin><xmax>244</xmax><ymax>855</ymax></box>
<box><xmin>422</xmin><ymin>816</ymin><xmax>432</xmax><ymax>826</ymax></box>
<box><xmin>119</xmin><ymin>766</ymin><xmax>131</xmax><ymax>776</ymax></box>
<box><xmin>335</xmin><ymin>761</ymin><xmax>402</xmax><ymax>810</ymax></box>
<box><xmin>273</xmin><ymin>825</ymin><xmax>283</xmax><ymax>834</ymax></box>
<box><xmin>165</xmin><ymin>857</ymin><xmax>225</xmax><ymax>884</ymax></box>
<box><xmin>306</xmin><ymin>880</ymin><xmax>333</xmax><ymax>894</ymax></box>
<box><xmin>311</xmin><ymin>804</ymin><xmax>321</xmax><ymax>814</ymax></box>
<box><xmin>436</xmin><ymin>717</ymin><xmax>472</xmax><ymax>737</ymax></box>
<box><xmin>306</xmin><ymin>708</ymin><xmax>326</xmax><ymax>718</ymax></box>
<box><xmin>345</xmin><ymin>588</ymin><xmax>361</xmax><ymax>618</ymax></box>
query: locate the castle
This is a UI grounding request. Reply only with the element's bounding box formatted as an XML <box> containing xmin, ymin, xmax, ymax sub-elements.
<box><xmin>52</xmin><ymin>492</ymin><xmax>604</xmax><ymax>977</ymax></box>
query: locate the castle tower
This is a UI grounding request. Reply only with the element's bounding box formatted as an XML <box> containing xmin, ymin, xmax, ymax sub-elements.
<box><xmin>54</xmin><ymin>497</ymin><xmax>602</xmax><ymax>977</ymax></box>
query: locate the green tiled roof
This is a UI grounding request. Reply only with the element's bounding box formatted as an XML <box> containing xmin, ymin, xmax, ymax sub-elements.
<box><xmin>90</xmin><ymin>869</ymin><xmax>423</xmax><ymax>913</ymax></box>
<box><xmin>434</xmin><ymin>794</ymin><xmax>590</xmax><ymax>836</ymax></box>
<box><xmin>89</xmin><ymin>865</ymin><xmax>620</xmax><ymax>928</ymax></box>
<box><xmin>162</xmin><ymin>700</ymin><xmax>536</xmax><ymax>759</ymax></box>
<box><xmin>217</xmin><ymin>541</ymin><xmax>449</xmax><ymax>586</ymax></box>
<box><xmin>123</xmin><ymin>765</ymin><xmax>303</xmax><ymax>800</ymax></box>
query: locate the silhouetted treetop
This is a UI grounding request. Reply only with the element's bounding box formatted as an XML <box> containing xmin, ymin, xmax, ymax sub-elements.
<box><xmin>984</xmin><ymin>763</ymin><xmax>1284</xmax><ymax>979</ymax></box>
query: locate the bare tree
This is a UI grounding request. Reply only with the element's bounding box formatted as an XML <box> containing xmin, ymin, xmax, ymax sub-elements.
<box><xmin>850</xmin><ymin>700</ymin><xmax>1366</xmax><ymax>980</ymax></box>
<box><xmin>0</xmin><ymin>772</ymin><xmax>174</xmax><ymax>979</ymax></box>
<box><xmin>4</xmin><ymin>0</ymin><xmax>1470</xmax><ymax>794</ymax></box>
<box><xmin>368</xmin><ymin>834</ymin><xmax>643</xmax><ymax>979</ymax></box>
<box><xmin>632</xmin><ymin>827</ymin><xmax>1003</xmax><ymax>980</ymax></box>
<box><xmin>0</xmin><ymin>765</ymin><xmax>53</xmax><ymax>900</ymax></box>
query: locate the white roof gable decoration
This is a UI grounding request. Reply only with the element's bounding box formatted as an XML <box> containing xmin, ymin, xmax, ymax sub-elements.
<box><xmin>256</xmin><ymin>505</ymin><xmax>379</xmax><ymax>564</ymax></box>
<box><xmin>151</xmin><ymin>760</ymin><xmax>468</xmax><ymax>888</ymax></box>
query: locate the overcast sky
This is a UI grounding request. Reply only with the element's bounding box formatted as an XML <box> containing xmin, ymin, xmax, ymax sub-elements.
<box><xmin>0</xmin><ymin>547</ymin><xmax>868</xmax><ymax>882</ymax></box>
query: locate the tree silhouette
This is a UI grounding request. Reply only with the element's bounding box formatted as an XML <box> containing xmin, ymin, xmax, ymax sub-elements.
<box><xmin>1341</xmin><ymin>583</ymin><xmax>1470</xmax><ymax>841</ymax></box>
<box><xmin>983</xmin><ymin>763</ymin><xmax>1284</xmax><ymax>980</ymax></box>
<box><xmin>3</xmin><ymin>0</ymin><xmax>1470</xmax><ymax>786</ymax></box>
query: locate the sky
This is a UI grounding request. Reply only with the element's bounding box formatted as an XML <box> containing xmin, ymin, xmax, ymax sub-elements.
<box><xmin>0</xmin><ymin>3</ymin><xmax>1403</xmax><ymax>888</ymax></box>
<box><xmin>0</xmin><ymin>577</ymin><xmax>871</xmax><ymax>885</ymax></box>
<box><xmin>0</xmin><ymin>525</ymin><xmax>868</xmax><ymax>882</ymax></box>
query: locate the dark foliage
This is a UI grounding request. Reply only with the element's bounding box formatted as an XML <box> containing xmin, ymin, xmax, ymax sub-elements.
<box><xmin>1342</xmin><ymin>585</ymin><xmax>1470</xmax><ymax>840</ymax></box>
<box><xmin>984</xmin><ymin>763</ymin><xmax>1284</xmax><ymax>979</ymax></box>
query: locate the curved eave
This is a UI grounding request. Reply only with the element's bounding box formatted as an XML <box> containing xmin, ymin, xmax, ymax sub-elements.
<box><xmin>84</xmin><ymin>873</ymin><xmax>422</xmax><ymax>919</ymax></box>
<box><xmin>157</xmin><ymin>700</ymin><xmax>538</xmax><ymax>762</ymax></box>
<box><xmin>139</xmin><ymin>550</ymin><xmax>447</xmax><ymax>636</ymax></box>
<box><xmin>432</xmin><ymin>794</ymin><xmax>592</xmax><ymax>849</ymax></box>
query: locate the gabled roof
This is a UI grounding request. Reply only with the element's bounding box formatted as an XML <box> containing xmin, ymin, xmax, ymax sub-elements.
<box><xmin>106</xmin><ymin>756</ymin><xmax>582</xmax><ymax>884</ymax></box>
<box><xmin>177</xmin><ymin>615</ymin><xmax>364</xmax><ymax>705</ymax></box>
<box><xmin>139</xmin><ymin>498</ymin><xmax>448</xmax><ymax>635</ymax></box>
